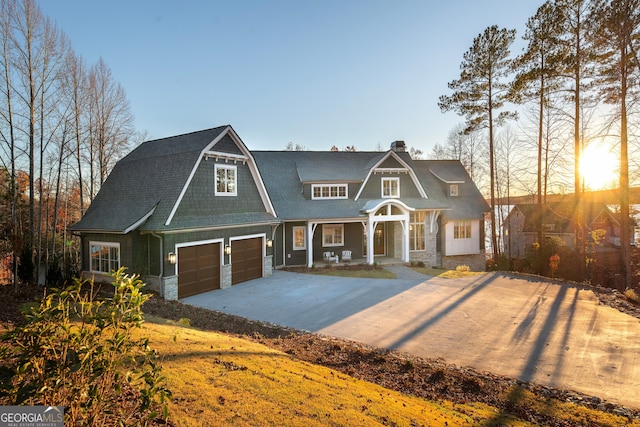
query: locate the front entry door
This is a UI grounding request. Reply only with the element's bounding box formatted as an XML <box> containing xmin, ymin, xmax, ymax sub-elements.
<box><xmin>374</xmin><ymin>223</ymin><xmax>385</xmax><ymax>255</ymax></box>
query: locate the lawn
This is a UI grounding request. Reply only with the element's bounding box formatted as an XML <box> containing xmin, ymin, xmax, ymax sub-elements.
<box><xmin>139</xmin><ymin>317</ymin><xmax>639</xmax><ymax>427</ymax></box>
<box><xmin>141</xmin><ymin>317</ymin><xmax>531</xmax><ymax>426</ymax></box>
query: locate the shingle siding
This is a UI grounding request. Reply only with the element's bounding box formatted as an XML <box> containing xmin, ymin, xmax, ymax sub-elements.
<box><xmin>213</xmin><ymin>133</ymin><xmax>244</xmax><ymax>155</ymax></box>
<box><xmin>175</xmin><ymin>159</ymin><xmax>266</xmax><ymax>217</ymax></box>
<box><xmin>358</xmin><ymin>173</ymin><xmax>422</xmax><ymax>200</ymax></box>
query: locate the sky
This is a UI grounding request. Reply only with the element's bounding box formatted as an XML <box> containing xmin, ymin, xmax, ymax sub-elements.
<box><xmin>38</xmin><ymin>1</ymin><xmax>542</xmax><ymax>153</ymax></box>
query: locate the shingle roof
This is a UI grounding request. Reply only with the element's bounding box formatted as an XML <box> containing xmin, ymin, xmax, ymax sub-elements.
<box><xmin>252</xmin><ymin>151</ymin><xmax>488</xmax><ymax>220</ymax></box>
<box><xmin>71</xmin><ymin>126</ymin><xmax>230</xmax><ymax>233</ymax></box>
<box><xmin>71</xmin><ymin>126</ymin><xmax>490</xmax><ymax>233</ymax></box>
<box><xmin>512</xmin><ymin>202</ymin><xmax>617</xmax><ymax>232</ymax></box>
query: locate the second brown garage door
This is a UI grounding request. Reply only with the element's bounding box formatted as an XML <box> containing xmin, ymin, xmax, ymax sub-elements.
<box><xmin>178</xmin><ymin>243</ymin><xmax>221</xmax><ymax>298</ymax></box>
<box><xmin>231</xmin><ymin>237</ymin><xmax>263</xmax><ymax>284</ymax></box>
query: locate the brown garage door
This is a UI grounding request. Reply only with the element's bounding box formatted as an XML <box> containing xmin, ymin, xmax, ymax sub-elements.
<box><xmin>178</xmin><ymin>243</ymin><xmax>221</xmax><ymax>298</ymax></box>
<box><xmin>231</xmin><ymin>237</ymin><xmax>263</xmax><ymax>285</ymax></box>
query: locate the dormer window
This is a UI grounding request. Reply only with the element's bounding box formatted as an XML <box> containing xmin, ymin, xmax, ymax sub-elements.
<box><xmin>450</xmin><ymin>184</ymin><xmax>459</xmax><ymax>197</ymax></box>
<box><xmin>312</xmin><ymin>184</ymin><xmax>348</xmax><ymax>200</ymax></box>
<box><xmin>215</xmin><ymin>164</ymin><xmax>237</xmax><ymax>196</ymax></box>
<box><xmin>382</xmin><ymin>177</ymin><xmax>399</xmax><ymax>198</ymax></box>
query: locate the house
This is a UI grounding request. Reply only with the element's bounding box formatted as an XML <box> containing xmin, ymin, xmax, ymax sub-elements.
<box><xmin>70</xmin><ymin>125</ymin><xmax>490</xmax><ymax>300</ymax></box>
<box><xmin>502</xmin><ymin>202</ymin><xmax>620</xmax><ymax>258</ymax></box>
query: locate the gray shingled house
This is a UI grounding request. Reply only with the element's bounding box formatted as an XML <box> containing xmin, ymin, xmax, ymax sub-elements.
<box><xmin>70</xmin><ymin>125</ymin><xmax>490</xmax><ymax>300</ymax></box>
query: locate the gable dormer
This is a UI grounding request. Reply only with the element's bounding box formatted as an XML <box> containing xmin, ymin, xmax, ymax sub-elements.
<box><xmin>354</xmin><ymin>150</ymin><xmax>427</xmax><ymax>200</ymax></box>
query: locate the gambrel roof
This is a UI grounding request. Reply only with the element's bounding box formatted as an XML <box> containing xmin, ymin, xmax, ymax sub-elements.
<box><xmin>70</xmin><ymin>126</ymin><xmax>278</xmax><ymax>233</ymax></box>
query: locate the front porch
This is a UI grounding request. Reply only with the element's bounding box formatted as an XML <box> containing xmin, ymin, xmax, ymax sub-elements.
<box><xmin>305</xmin><ymin>200</ymin><xmax>440</xmax><ymax>268</ymax></box>
<box><xmin>319</xmin><ymin>255</ymin><xmax>406</xmax><ymax>267</ymax></box>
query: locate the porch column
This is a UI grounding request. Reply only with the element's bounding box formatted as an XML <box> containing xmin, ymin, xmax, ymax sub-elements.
<box><xmin>307</xmin><ymin>222</ymin><xmax>317</xmax><ymax>268</ymax></box>
<box><xmin>403</xmin><ymin>213</ymin><xmax>410</xmax><ymax>262</ymax></box>
<box><xmin>366</xmin><ymin>217</ymin><xmax>375</xmax><ymax>265</ymax></box>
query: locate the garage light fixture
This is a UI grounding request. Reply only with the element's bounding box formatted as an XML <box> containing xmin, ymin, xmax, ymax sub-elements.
<box><xmin>224</xmin><ymin>245</ymin><xmax>232</xmax><ymax>255</ymax></box>
<box><xmin>266</xmin><ymin>239</ymin><xmax>273</xmax><ymax>248</ymax></box>
<box><xmin>167</xmin><ymin>252</ymin><xmax>176</xmax><ymax>264</ymax></box>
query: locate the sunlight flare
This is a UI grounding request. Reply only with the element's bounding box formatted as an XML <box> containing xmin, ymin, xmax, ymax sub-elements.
<box><xmin>581</xmin><ymin>143</ymin><xmax>618</xmax><ymax>190</ymax></box>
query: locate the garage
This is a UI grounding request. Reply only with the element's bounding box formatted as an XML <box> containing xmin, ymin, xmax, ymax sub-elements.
<box><xmin>231</xmin><ymin>237</ymin><xmax>263</xmax><ymax>284</ymax></box>
<box><xmin>177</xmin><ymin>243</ymin><xmax>221</xmax><ymax>298</ymax></box>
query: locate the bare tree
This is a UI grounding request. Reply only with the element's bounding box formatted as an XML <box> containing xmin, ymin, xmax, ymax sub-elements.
<box><xmin>87</xmin><ymin>57</ymin><xmax>134</xmax><ymax>200</ymax></box>
<box><xmin>60</xmin><ymin>49</ymin><xmax>88</xmax><ymax>214</ymax></box>
<box><xmin>285</xmin><ymin>141</ymin><xmax>307</xmax><ymax>151</ymax></box>
<box><xmin>9</xmin><ymin>0</ymin><xmax>66</xmax><ymax>283</ymax></box>
<box><xmin>0</xmin><ymin>0</ymin><xmax>19</xmax><ymax>289</ymax></box>
<box><xmin>430</xmin><ymin>124</ymin><xmax>486</xmax><ymax>187</ymax></box>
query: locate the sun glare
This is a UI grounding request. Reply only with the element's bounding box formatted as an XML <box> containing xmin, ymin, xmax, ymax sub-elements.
<box><xmin>581</xmin><ymin>143</ymin><xmax>618</xmax><ymax>190</ymax></box>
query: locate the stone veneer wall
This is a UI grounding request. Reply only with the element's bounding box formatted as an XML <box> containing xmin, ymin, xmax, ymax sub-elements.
<box><xmin>221</xmin><ymin>264</ymin><xmax>232</xmax><ymax>289</ymax></box>
<box><xmin>146</xmin><ymin>256</ymin><xmax>274</xmax><ymax>301</ymax></box>
<box><xmin>264</xmin><ymin>255</ymin><xmax>273</xmax><ymax>277</ymax></box>
<box><xmin>408</xmin><ymin>226</ymin><xmax>438</xmax><ymax>267</ymax></box>
<box><xmin>441</xmin><ymin>252</ymin><xmax>486</xmax><ymax>272</ymax></box>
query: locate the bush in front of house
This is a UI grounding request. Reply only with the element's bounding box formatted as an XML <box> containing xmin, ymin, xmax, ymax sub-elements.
<box><xmin>0</xmin><ymin>267</ymin><xmax>171</xmax><ymax>425</ymax></box>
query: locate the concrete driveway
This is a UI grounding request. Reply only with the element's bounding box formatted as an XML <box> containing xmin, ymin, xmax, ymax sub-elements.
<box><xmin>181</xmin><ymin>266</ymin><xmax>640</xmax><ymax>408</ymax></box>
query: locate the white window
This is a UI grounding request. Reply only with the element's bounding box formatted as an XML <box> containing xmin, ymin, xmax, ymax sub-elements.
<box><xmin>90</xmin><ymin>242</ymin><xmax>120</xmax><ymax>273</ymax></box>
<box><xmin>215</xmin><ymin>164</ymin><xmax>237</xmax><ymax>196</ymax></box>
<box><xmin>450</xmin><ymin>184</ymin><xmax>458</xmax><ymax>197</ymax></box>
<box><xmin>382</xmin><ymin>177</ymin><xmax>399</xmax><ymax>198</ymax></box>
<box><xmin>312</xmin><ymin>184</ymin><xmax>348</xmax><ymax>200</ymax></box>
<box><xmin>446</xmin><ymin>220</ymin><xmax>479</xmax><ymax>255</ymax></box>
<box><xmin>322</xmin><ymin>224</ymin><xmax>344</xmax><ymax>247</ymax></box>
<box><xmin>454</xmin><ymin>221</ymin><xmax>472</xmax><ymax>239</ymax></box>
<box><xmin>293</xmin><ymin>226</ymin><xmax>306</xmax><ymax>250</ymax></box>
<box><xmin>410</xmin><ymin>211</ymin><xmax>426</xmax><ymax>251</ymax></box>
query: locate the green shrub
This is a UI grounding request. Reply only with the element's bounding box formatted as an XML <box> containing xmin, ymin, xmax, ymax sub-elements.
<box><xmin>0</xmin><ymin>267</ymin><xmax>171</xmax><ymax>425</ymax></box>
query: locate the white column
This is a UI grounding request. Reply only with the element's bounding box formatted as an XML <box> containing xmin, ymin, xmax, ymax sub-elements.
<box><xmin>367</xmin><ymin>216</ymin><xmax>375</xmax><ymax>265</ymax></box>
<box><xmin>307</xmin><ymin>222</ymin><xmax>315</xmax><ymax>267</ymax></box>
<box><xmin>403</xmin><ymin>213</ymin><xmax>410</xmax><ymax>262</ymax></box>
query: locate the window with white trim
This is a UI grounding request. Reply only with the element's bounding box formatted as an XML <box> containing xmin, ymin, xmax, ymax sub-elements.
<box><xmin>381</xmin><ymin>177</ymin><xmax>399</xmax><ymax>198</ymax></box>
<box><xmin>293</xmin><ymin>226</ymin><xmax>306</xmax><ymax>250</ymax></box>
<box><xmin>322</xmin><ymin>224</ymin><xmax>344</xmax><ymax>247</ymax></box>
<box><xmin>453</xmin><ymin>221</ymin><xmax>472</xmax><ymax>239</ymax></box>
<box><xmin>215</xmin><ymin>164</ymin><xmax>237</xmax><ymax>196</ymax></box>
<box><xmin>450</xmin><ymin>184</ymin><xmax>459</xmax><ymax>197</ymax></box>
<box><xmin>90</xmin><ymin>242</ymin><xmax>120</xmax><ymax>273</ymax></box>
<box><xmin>312</xmin><ymin>184</ymin><xmax>348</xmax><ymax>200</ymax></box>
<box><xmin>410</xmin><ymin>211</ymin><xmax>426</xmax><ymax>251</ymax></box>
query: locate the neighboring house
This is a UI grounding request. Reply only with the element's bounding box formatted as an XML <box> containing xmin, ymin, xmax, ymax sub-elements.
<box><xmin>70</xmin><ymin>125</ymin><xmax>489</xmax><ymax>300</ymax></box>
<box><xmin>502</xmin><ymin>202</ymin><xmax>620</xmax><ymax>258</ymax></box>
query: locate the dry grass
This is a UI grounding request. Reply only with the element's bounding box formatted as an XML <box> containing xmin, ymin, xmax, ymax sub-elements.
<box><xmin>412</xmin><ymin>266</ymin><xmax>486</xmax><ymax>279</ymax></box>
<box><xmin>140</xmin><ymin>316</ymin><xmax>532</xmax><ymax>427</ymax></box>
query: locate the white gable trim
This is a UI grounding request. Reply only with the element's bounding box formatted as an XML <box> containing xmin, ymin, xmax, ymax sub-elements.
<box><xmin>165</xmin><ymin>126</ymin><xmax>276</xmax><ymax>226</ymax></box>
<box><xmin>226</xmin><ymin>126</ymin><xmax>277</xmax><ymax>216</ymax></box>
<box><xmin>354</xmin><ymin>151</ymin><xmax>427</xmax><ymax>200</ymax></box>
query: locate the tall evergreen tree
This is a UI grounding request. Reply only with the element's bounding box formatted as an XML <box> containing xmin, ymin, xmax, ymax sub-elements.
<box><xmin>589</xmin><ymin>0</ymin><xmax>640</xmax><ymax>288</ymax></box>
<box><xmin>555</xmin><ymin>0</ymin><xmax>596</xmax><ymax>279</ymax></box>
<box><xmin>510</xmin><ymin>1</ymin><xmax>565</xmax><ymax>246</ymax></box>
<box><xmin>439</xmin><ymin>25</ymin><xmax>517</xmax><ymax>261</ymax></box>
